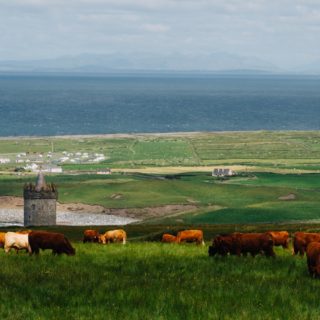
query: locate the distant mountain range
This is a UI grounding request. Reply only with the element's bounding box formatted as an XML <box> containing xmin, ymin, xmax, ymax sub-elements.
<box><xmin>0</xmin><ymin>52</ymin><xmax>318</xmax><ymax>75</ymax></box>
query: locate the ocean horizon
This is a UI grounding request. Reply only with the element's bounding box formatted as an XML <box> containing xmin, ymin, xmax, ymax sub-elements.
<box><xmin>1</xmin><ymin>73</ymin><xmax>320</xmax><ymax>137</ymax></box>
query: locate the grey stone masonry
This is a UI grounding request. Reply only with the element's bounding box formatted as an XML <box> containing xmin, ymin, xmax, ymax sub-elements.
<box><xmin>23</xmin><ymin>172</ymin><xmax>58</xmax><ymax>226</ymax></box>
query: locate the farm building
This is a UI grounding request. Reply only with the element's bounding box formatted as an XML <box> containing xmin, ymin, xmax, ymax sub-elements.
<box><xmin>0</xmin><ymin>158</ymin><xmax>10</xmax><ymax>164</ymax></box>
<box><xmin>97</xmin><ymin>168</ymin><xmax>112</xmax><ymax>175</ymax></box>
<box><xmin>212</xmin><ymin>168</ymin><xmax>236</xmax><ymax>177</ymax></box>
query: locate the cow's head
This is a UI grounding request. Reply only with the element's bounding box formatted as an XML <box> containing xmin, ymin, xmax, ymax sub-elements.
<box><xmin>98</xmin><ymin>235</ymin><xmax>106</xmax><ymax>244</ymax></box>
<box><xmin>67</xmin><ymin>247</ymin><xmax>76</xmax><ymax>256</ymax></box>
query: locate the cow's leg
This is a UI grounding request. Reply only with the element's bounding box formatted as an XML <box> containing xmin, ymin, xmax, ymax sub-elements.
<box><xmin>4</xmin><ymin>245</ymin><xmax>11</xmax><ymax>254</ymax></box>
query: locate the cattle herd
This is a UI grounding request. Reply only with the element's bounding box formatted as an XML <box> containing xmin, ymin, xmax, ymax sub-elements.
<box><xmin>0</xmin><ymin>230</ymin><xmax>75</xmax><ymax>256</ymax></box>
<box><xmin>1</xmin><ymin>228</ymin><xmax>320</xmax><ymax>278</ymax></box>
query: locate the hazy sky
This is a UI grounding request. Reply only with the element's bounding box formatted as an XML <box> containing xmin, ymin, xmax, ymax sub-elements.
<box><xmin>1</xmin><ymin>0</ymin><xmax>319</xmax><ymax>69</ymax></box>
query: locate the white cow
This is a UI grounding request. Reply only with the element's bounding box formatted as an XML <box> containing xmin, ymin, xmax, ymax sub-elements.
<box><xmin>4</xmin><ymin>232</ymin><xmax>31</xmax><ymax>254</ymax></box>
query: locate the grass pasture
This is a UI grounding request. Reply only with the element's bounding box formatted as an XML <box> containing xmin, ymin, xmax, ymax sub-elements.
<box><xmin>1</xmin><ymin>171</ymin><xmax>320</xmax><ymax>224</ymax></box>
<box><xmin>1</xmin><ymin>131</ymin><xmax>320</xmax><ymax>171</ymax></box>
<box><xmin>0</xmin><ymin>242</ymin><xmax>320</xmax><ymax>320</ymax></box>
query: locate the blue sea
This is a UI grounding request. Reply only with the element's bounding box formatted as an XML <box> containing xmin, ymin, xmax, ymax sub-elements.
<box><xmin>0</xmin><ymin>73</ymin><xmax>320</xmax><ymax>136</ymax></box>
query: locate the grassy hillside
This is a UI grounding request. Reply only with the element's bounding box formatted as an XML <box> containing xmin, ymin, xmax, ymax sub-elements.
<box><xmin>1</xmin><ymin>172</ymin><xmax>320</xmax><ymax>224</ymax></box>
<box><xmin>0</xmin><ymin>242</ymin><xmax>319</xmax><ymax>320</ymax></box>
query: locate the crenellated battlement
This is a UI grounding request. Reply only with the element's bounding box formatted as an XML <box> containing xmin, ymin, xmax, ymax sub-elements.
<box><xmin>23</xmin><ymin>182</ymin><xmax>58</xmax><ymax>199</ymax></box>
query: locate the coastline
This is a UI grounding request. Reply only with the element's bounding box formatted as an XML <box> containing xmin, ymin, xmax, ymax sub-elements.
<box><xmin>0</xmin><ymin>129</ymin><xmax>319</xmax><ymax>140</ymax></box>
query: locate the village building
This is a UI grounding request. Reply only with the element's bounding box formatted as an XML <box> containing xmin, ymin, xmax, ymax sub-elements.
<box><xmin>0</xmin><ymin>158</ymin><xmax>10</xmax><ymax>164</ymax></box>
<box><xmin>41</xmin><ymin>165</ymin><xmax>63</xmax><ymax>173</ymax></box>
<box><xmin>23</xmin><ymin>171</ymin><xmax>58</xmax><ymax>226</ymax></box>
<box><xmin>212</xmin><ymin>168</ymin><xmax>236</xmax><ymax>177</ymax></box>
<box><xmin>97</xmin><ymin>168</ymin><xmax>112</xmax><ymax>175</ymax></box>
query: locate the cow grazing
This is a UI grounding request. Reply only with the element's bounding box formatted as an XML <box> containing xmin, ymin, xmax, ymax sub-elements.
<box><xmin>306</xmin><ymin>242</ymin><xmax>320</xmax><ymax>278</ymax></box>
<box><xmin>209</xmin><ymin>234</ymin><xmax>238</xmax><ymax>256</ymax></box>
<box><xmin>266</xmin><ymin>231</ymin><xmax>290</xmax><ymax>249</ymax></box>
<box><xmin>210</xmin><ymin>232</ymin><xmax>275</xmax><ymax>257</ymax></box>
<box><xmin>234</xmin><ymin>233</ymin><xmax>275</xmax><ymax>257</ymax></box>
<box><xmin>0</xmin><ymin>232</ymin><xmax>6</xmax><ymax>248</ymax></box>
<box><xmin>176</xmin><ymin>230</ymin><xmax>205</xmax><ymax>245</ymax></box>
<box><xmin>16</xmin><ymin>229</ymin><xmax>32</xmax><ymax>234</ymax></box>
<box><xmin>99</xmin><ymin>229</ymin><xmax>127</xmax><ymax>244</ymax></box>
<box><xmin>293</xmin><ymin>232</ymin><xmax>320</xmax><ymax>256</ymax></box>
<box><xmin>83</xmin><ymin>229</ymin><xmax>100</xmax><ymax>243</ymax></box>
<box><xmin>4</xmin><ymin>232</ymin><xmax>31</xmax><ymax>254</ymax></box>
<box><xmin>28</xmin><ymin>231</ymin><xmax>75</xmax><ymax>256</ymax></box>
<box><xmin>161</xmin><ymin>234</ymin><xmax>177</xmax><ymax>243</ymax></box>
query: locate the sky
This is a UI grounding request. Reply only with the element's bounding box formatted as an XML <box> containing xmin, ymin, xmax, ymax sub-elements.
<box><xmin>0</xmin><ymin>0</ymin><xmax>320</xmax><ymax>70</ymax></box>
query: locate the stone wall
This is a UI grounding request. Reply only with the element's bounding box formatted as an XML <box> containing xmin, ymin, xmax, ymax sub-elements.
<box><xmin>24</xmin><ymin>198</ymin><xmax>56</xmax><ymax>226</ymax></box>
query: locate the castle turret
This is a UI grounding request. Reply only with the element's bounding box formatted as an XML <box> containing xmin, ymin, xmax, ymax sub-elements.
<box><xmin>23</xmin><ymin>171</ymin><xmax>58</xmax><ymax>226</ymax></box>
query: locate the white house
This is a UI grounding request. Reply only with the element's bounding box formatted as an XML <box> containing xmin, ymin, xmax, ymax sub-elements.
<box><xmin>212</xmin><ymin>168</ymin><xmax>236</xmax><ymax>177</ymax></box>
<box><xmin>42</xmin><ymin>165</ymin><xmax>63</xmax><ymax>173</ymax></box>
<box><xmin>97</xmin><ymin>169</ymin><xmax>112</xmax><ymax>175</ymax></box>
<box><xmin>0</xmin><ymin>158</ymin><xmax>10</xmax><ymax>164</ymax></box>
<box><xmin>24</xmin><ymin>163</ymin><xmax>39</xmax><ymax>172</ymax></box>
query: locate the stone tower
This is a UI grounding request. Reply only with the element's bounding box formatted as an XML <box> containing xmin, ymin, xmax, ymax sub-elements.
<box><xmin>23</xmin><ymin>171</ymin><xmax>58</xmax><ymax>226</ymax></box>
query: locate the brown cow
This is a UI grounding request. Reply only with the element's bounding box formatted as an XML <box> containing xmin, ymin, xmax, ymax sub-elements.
<box><xmin>233</xmin><ymin>233</ymin><xmax>275</xmax><ymax>257</ymax></box>
<box><xmin>0</xmin><ymin>232</ymin><xmax>5</xmax><ymax>248</ymax></box>
<box><xmin>293</xmin><ymin>232</ymin><xmax>320</xmax><ymax>256</ymax></box>
<box><xmin>209</xmin><ymin>234</ymin><xmax>238</xmax><ymax>256</ymax></box>
<box><xmin>28</xmin><ymin>231</ymin><xmax>75</xmax><ymax>256</ymax></box>
<box><xmin>161</xmin><ymin>234</ymin><xmax>177</xmax><ymax>243</ymax></box>
<box><xmin>99</xmin><ymin>229</ymin><xmax>127</xmax><ymax>244</ymax></box>
<box><xmin>176</xmin><ymin>230</ymin><xmax>205</xmax><ymax>245</ymax></box>
<box><xmin>16</xmin><ymin>229</ymin><xmax>32</xmax><ymax>234</ymax></box>
<box><xmin>266</xmin><ymin>231</ymin><xmax>289</xmax><ymax>249</ymax></box>
<box><xmin>83</xmin><ymin>229</ymin><xmax>100</xmax><ymax>243</ymax></box>
<box><xmin>208</xmin><ymin>232</ymin><xmax>275</xmax><ymax>257</ymax></box>
<box><xmin>307</xmin><ymin>242</ymin><xmax>320</xmax><ymax>278</ymax></box>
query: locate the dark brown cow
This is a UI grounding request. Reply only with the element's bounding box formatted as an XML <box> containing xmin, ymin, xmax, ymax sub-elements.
<box><xmin>209</xmin><ymin>232</ymin><xmax>274</xmax><ymax>257</ymax></box>
<box><xmin>176</xmin><ymin>230</ymin><xmax>205</xmax><ymax>245</ymax></box>
<box><xmin>234</xmin><ymin>233</ymin><xmax>275</xmax><ymax>257</ymax></box>
<box><xmin>266</xmin><ymin>231</ymin><xmax>289</xmax><ymax>249</ymax></box>
<box><xmin>83</xmin><ymin>229</ymin><xmax>100</xmax><ymax>243</ymax></box>
<box><xmin>209</xmin><ymin>234</ymin><xmax>237</xmax><ymax>256</ymax></box>
<box><xmin>306</xmin><ymin>242</ymin><xmax>320</xmax><ymax>278</ymax></box>
<box><xmin>293</xmin><ymin>232</ymin><xmax>320</xmax><ymax>256</ymax></box>
<box><xmin>28</xmin><ymin>231</ymin><xmax>75</xmax><ymax>256</ymax></box>
<box><xmin>161</xmin><ymin>234</ymin><xmax>177</xmax><ymax>243</ymax></box>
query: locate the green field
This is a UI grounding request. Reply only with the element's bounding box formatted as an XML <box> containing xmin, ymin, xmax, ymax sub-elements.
<box><xmin>1</xmin><ymin>171</ymin><xmax>320</xmax><ymax>224</ymax></box>
<box><xmin>1</xmin><ymin>241</ymin><xmax>320</xmax><ymax>320</ymax></box>
<box><xmin>1</xmin><ymin>131</ymin><xmax>320</xmax><ymax>170</ymax></box>
<box><xmin>1</xmin><ymin>131</ymin><xmax>320</xmax><ymax>225</ymax></box>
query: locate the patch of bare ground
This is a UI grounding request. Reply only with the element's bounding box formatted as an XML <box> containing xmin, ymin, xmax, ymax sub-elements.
<box><xmin>278</xmin><ymin>193</ymin><xmax>296</xmax><ymax>201</ymax></box>
<box><xmin>0</xmin><ymin>196</ymin><xmax>199</xmax><ymax>220</ymax></box>
<box><xmin>0</xmin><ymin>196</ymin><xmax>23</xmax><ymax>208</ymax></box>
